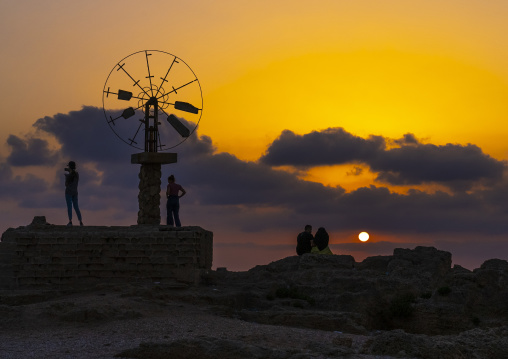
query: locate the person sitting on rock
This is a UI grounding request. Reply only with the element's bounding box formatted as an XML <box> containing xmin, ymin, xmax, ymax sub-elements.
<box><xmin>311</xmin><ymin>227</ymin><xmax>333</xmax><ymax>255</ymax></box>
<box><xmin>296</xmin><ymin>224</ymin><xmax>313</xmax><ymax>255</ymax></box>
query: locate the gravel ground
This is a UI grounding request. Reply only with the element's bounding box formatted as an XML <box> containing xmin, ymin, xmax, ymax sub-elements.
<box><xmin>0</xmin><ymin>289</ymin><xmax>380</xmax><ymax>359</ymax></box>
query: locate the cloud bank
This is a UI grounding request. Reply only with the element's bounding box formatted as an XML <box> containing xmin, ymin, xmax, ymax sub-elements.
<box><xmin>260</xmin><ymin>128</ymin><xmax>505</xmax><ymax>191</ymax></box>
<box><xmin>1</xmin><ymin>107</ymin><xmax>508</xmax><ymax>269</ymax></box>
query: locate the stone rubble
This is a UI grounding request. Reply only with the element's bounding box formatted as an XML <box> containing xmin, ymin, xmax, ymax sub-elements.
<box><xmin>1</xmin><ymin>223</ymin><xmax>507</xmax><ymax>358</ymax></box>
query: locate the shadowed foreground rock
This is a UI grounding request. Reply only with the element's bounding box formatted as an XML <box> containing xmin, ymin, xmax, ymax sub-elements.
<box><xmin>115</xmin><ymin>337</ymin><xmax>295</xmax><ymax>359</ymax></box>
<box><xmin>187</xmin><ymin>247</ymin><xmax>508</xmax><ymax>335</ymax></box>
<box><xmin>115</xmin><ymin>327</ymin><xmax>508</xmax><ymax>359</ymax></box>
<box><xmin>361</xmin><ymin>327</ymin><xmax>508</xmax><ymax>358</ymax></box>
<box><xmin>1</xmin><ymin>246</ymin><xmax>508</xmax><ymax>359</ymax></box>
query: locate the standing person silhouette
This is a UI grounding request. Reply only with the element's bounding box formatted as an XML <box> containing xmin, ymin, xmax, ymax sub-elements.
<box><xmin>166</xmin><ymin>175</ymin><xmax>186</xmax><ymax>227</ymax></box>
<box><xmin>65</xmin><ymin>161</ymin><xmax>83</xmax><ymax>226</ymax></box>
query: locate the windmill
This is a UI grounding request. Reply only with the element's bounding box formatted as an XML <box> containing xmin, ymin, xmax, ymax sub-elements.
<box><xmin>103</xmin><ymin>50</ymin><xmax>202</xmax><ymax>224</ymax></box>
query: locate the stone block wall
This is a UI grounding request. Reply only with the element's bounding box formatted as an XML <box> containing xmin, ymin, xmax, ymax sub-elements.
<box><xmin>0</xmin><ymin>217</ymin><xmax>213</xmax><ymax>288</ymax></box>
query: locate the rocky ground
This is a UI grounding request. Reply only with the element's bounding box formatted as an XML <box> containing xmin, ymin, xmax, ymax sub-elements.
<box><xmin>1</xmin><ymin>246</ymin><xmax>508</xmax><ymax>358</ymax></box>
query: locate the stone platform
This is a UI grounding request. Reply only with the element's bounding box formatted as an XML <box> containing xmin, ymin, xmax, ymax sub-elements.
<box><xmin>0</xmin><ymin>217</ymin><xmax>213</xmax><ymax>288</ymax></box>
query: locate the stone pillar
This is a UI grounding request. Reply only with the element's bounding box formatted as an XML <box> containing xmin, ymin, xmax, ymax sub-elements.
<box><xmin>138</xmin><ymin>163</ymin><xmax>162</xmax><ymax>224</ymax></box>
<box><xmin>131</xmin><ymin>152</ymin><xmax>178</xmax><ymax>225</ymax></box>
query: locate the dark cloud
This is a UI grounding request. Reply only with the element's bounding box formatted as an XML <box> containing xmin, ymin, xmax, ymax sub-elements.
<box><xmin>347</xmin><ymin>166</ymin><xmax>363</xmax><ymax>176</ymax></box>
<box><xmin>0</xmin><ymin>108</ymin><xmax>214</xmax><ymax>219</ymax></box>
<box><xmin>334</xmin><ymin>186</ymin><xmax>508</xmax><ymax>234</ymax></box>
<box><xmin>0</xmin><ymin>162</ymin><xmax>49</xmax><ymax>200</ymax></box>
<box><xmin>6</xmin><ymin>135</ymin><xmax>58</xmax><ymax>166</ymax></box>
<box><xmin>260</xmin><ymin>127</ymin><xmax>505</xmax><ymax>190</ymax></box>
<box><xmin>259</xmin><ymin>128</ymin><xmax>385</xmax><ymax>167</ymax></box>
<box><xmin>51</xmin><ymin>164</ymin><xmax>139</xmax><ymax>212</ymax></box>
<box><xmin>34</xmin><ymin>106</ymin><xmax>212</xmax><ymax>165</ymax></box>
<box><xmin>371</xmin><ymin>143</ymin><xmax>505</xmax><ymax>190</ymax></box>
<box><xmin>184</xmin><ymin>153</ymin><xmax>344</xmax><ymax>209</ymax></box>
<box><xmin>2</xmin><ymin>107</ymin><xmax>508</xmax><ymax>244</ymax></box>
<box><xmin>0</xmin><ymin>162</ymin><xmax>13</xmax><ymax>182</ymax></box>
<box><xmin>393</xmin><ymin>133</ymin><xmax>420</xmax><ymax>146</ymax></box>
<box><xmin>34</xmin><ymin>106</ymin><xmax>133</xmax><ymax>164</ymax></box>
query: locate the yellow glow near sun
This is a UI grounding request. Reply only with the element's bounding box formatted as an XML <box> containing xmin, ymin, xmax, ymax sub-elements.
<box><xmin>302</xmin><ymin>164</ymin><xmax>376</xmax><ymax>192</ymax></box>
<box><xmin>204</xmin><ymin>49</ymin><xmax>508</xmax><ymax>163</ymax></box>
<box><xmin>359</xmin><ymin>232</ymin><xmax>370</xmax><ymax>242</ymax></box>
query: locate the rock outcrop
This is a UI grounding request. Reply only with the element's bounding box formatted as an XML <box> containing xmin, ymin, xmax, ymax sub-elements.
<box><xmin>1</xmin><ymin>245</ymin><xmax>507</xmax><ymax>359</ymax></box>
<box><xmin>188</xmin><ymin>247</ymin><xmax>508</xmax><ymax>336</ymax></box>
<box><xmin>115</xmin><ymin>327</ymin><xmax>508</xmax><ymax>359</ymax></box>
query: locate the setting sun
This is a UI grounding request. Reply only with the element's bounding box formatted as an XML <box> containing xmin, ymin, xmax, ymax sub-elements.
<box><xmin>359</xmin><ymin>232</ymin><xmax>370</xmax><ymax>242</ymax></box>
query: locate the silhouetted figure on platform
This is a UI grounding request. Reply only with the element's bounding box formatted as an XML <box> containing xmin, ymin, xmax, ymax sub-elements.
<box><xmin>166</xmin><ymin>175</ymin><xmax>186</xmax><ymax>227</ymax></box>
<box><xmin>64</xmin><ymin>161</ymin><xmax>83</xmax><ymax>226</ymax></box>
<box><xmin>296</xmin><ymin>224</ymin><xmax>313</xmax><ymax>255</ymax></box>
<box><xmin>311</xmin><ymin>227</ymin><xmax>333</xmax><ymax>255</ymax></box>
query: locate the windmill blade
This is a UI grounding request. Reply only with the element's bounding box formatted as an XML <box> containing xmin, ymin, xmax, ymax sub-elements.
<box><xmin>118</xmin><ymin>90</ymin><xmax>133</xmax><ymax>100</ymax></box>
<box><xmin>167</xmin><ymin>114</ymin><xmax>190</xmax><ymax>137</ymax></box>
<box><xmin>121</xmin><ymin>107</ymin><xmax>136</xmax><ymax>119</ymax></box>
<box><xmin>174</xmin><ymin>101</ymin><xmax>199</xmax><ymax>114</ymax></box>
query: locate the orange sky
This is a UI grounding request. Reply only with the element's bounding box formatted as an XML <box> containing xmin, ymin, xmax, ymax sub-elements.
<box><xmin>2</xmin><ymin>1</ymin><xmax>508</xmax><ymax>270</ymax></box>
<box><xmin>2</xmin><ymin>1</ymin><xmax>508</xmax><ymax>161</ymax></box>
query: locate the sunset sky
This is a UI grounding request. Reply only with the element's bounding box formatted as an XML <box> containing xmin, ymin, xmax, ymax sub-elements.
<box><xmin>1</xmin><ymin>0</ymin><xmax>508</xmax><ymax>270</ymax></box>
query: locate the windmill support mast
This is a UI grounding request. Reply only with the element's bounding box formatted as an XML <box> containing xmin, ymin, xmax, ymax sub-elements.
<box><xmin>132</xmin><ymin>153</ymin><xmax>176</xmax><ymax>225</ymax></box>
<box><xmin>132</xmin><ymin>96</ymin><xmax>176</xmax><ymax>225</ymax></box>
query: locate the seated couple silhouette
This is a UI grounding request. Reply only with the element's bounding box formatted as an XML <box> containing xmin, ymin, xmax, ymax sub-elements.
<box><xmin>296</xmin><ymin>225</ymin><xmax>333</xmax><ymax>256</ymax></box>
